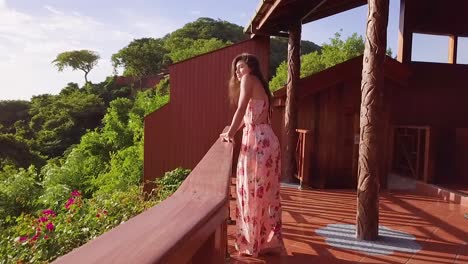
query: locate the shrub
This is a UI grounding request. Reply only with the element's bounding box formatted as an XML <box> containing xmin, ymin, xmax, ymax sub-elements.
<box><xmin>0</xmin><ymin>188</ymin><xmax>158</xmax><ymax>263</ymax></box>
<box><xmin>154</xmin><ymin>167</ymin><xmax>191</xmax><ymax>200</ymax></box>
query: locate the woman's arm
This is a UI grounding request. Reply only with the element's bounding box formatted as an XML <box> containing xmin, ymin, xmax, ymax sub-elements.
<box><xmin>221</xmin><ymin>75</ymin><xmax>252</xmax><ymax>141</ymax></box>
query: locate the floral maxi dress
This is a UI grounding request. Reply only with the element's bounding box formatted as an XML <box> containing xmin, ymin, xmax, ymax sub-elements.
<box><xmin>235</xmin><ymin>98</ymin><xmax>282</xmax><ymax>257</ymax></box>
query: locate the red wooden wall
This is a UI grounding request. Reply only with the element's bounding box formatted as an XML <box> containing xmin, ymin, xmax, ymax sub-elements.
<box><xmin>143</xmin><ymin>37</ymin><xmax>270</xmax><ymax>191</ymax></box>
<box><xmin>390</xmin><ymin>62</ymin><xmax>468</xmax><ymax>184</ymax></box>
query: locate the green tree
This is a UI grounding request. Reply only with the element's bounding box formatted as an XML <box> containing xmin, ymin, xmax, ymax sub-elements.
<box><xmin>269</xmin><ymin>37</ymin><xmax>321</xmax><ymax>78</ymax></box>
<box><xmin>29</xmin><ymin>90</ymin><xmax>104</xmax><ymax>158</ymax></box>
<box><xmin>0</xmin><ymin>100</ymin><xmax>30</xmax><ymax>135</ymax></box>
<box><xmin>0</xmin><ymin>165</ymin><xmax>42</xmax><ymax>219</ymax></box>
<box><xmin>52</xmin><ymin>50</ymin><xmax>100</xmax><ymax>84</ymax></box>
<box><xmin>111</xmin><ymin>38</ymin><xmax>168</xmax><ymax>79</ymax></box>
<box><xmin>164</xmin><ymin>37</ymin><xmax>230</xmax><ymax>63</ymax></box>
<box><xmin>165</xmin><ymin>17</ymin><xmax>246</xmax><ymax>43</ymax></box>
<box><xmin>269</xmin><ymin>32</ymin><xmax>365</xmax><ymax>91</ymax></box>
<box><xmin>0</xmin><ymin>134</ymin><xmax>45</xmax><ymax>169</ymax></box>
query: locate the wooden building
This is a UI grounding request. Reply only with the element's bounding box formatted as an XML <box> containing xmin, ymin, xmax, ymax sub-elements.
<box><xmin>264</xmin><ymin>0</ymin><xmax>468</xmax><ymax>190</ymax></box>
<box><xmin>246</xmin><ymin>0</ymin><xmax>468</xmax><ymax>240</ymax></box>
<box><xmin>271</xmin><ymin>55</ymin><xmax>412</xmax><ymax>189</ymax></box>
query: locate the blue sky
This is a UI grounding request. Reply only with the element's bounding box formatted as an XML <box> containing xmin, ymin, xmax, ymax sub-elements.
<box><xmin>0</xmin><ymin>0</ymin><xmax>464</xmax><ymax>100</ymax></box>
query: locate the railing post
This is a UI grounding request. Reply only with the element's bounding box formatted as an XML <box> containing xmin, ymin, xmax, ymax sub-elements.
<box><xmin>296</xmin><ymin>129</ymin><xmax>313</xmax><ymax>189</ymax></box>
<box><xmin>191</xmin><ymin>220</ymin><xmax>227</xmax><ymax>264</ymax></box>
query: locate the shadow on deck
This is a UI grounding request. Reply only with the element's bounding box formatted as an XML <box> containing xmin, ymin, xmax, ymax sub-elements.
<box><xmin>227</xmin><ymin>180</ymin><xmax>467</xmax><ymax>263</ymax></box>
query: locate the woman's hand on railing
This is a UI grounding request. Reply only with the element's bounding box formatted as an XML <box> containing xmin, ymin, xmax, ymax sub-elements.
<box><xmin>220</xmin><ymin>132</ymin><xmax>234</xmax><ymax>143</ymax></box>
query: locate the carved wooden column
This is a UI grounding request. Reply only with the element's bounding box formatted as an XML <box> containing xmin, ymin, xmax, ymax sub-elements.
<box><xmin>356</xmin><ymin>0</ymin><xmax>388</xmax><ymax>241</ymax></box>
<box><xmin>283</xmin><ymin>21</ymin><xmax>301</xmax><ymax>182</ymax></box>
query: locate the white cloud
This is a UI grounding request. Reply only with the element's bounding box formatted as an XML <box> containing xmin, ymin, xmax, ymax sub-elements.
<box><xmin>44</xmin><ymin>5</ymin><xmax>63</xmax><ymax>15</ymax></box>
<box><xmin>0</xmin><ymin>2</ymin><xmax>178</xmax><ymax>100</ymax></box>
<box><xmin>116</xmin><ymin>8</ymin><xmax>179</xmax><ymax>38</ymax></box>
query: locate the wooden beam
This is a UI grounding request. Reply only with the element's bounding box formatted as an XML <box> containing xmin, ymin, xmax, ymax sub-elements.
<box><xmin>302</xmin><ymin>0</ymin><xmax>367</xmax><ymax>24</ymax></box>
<box><xmin>249</xmin><ymin>27</ymin><xmax>289</xmax><ymax>38</ymax></box>
<box><xmin>301</xmin><ymin>0</ymin><xmax>328</xmax><ymax>22</ymax></box>
<box><xmin>356</xmin><ymin>0</ymin><xmax>389</xmax><ymax>241</ymax></box>
<box><xmin>283</xmin><ymin>21</ymin><xmax>301</xmax><ymax>182</ymax></box>
<box><xmin>397</xmin><ymin>0</ymin><xmax>412</xmax><ymax>63</ymax></box>
<box><xmin>448</xmin><ymin>35</ymin><xmax>458</xmax><ymax>64</ymax></box>
<box><xmin>257</xmin><ymin>0</ymin><xmax>283</xmax><ymax>31</ymax></box>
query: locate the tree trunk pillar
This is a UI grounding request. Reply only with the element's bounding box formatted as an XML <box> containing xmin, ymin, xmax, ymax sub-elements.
<box><xmin>283</xmin><ymin>21</ymin><xmax>301</xmax><ymax>182</ymax></box>
<box><xmin>356</xmin><ymin>0</ymin><xmax>389</xmax><ymax>241</ymax></box>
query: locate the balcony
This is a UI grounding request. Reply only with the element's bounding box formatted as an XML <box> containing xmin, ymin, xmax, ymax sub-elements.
<box><xmin>53</xmin><ymin>130</ymin><xmax>467</xmax><ymax>264</ymax></box>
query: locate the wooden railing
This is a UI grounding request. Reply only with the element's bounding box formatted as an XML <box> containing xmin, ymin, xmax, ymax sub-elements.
<box><xmin>53</xmin><ymin>128</ymin><xmax>233</xmax><ymax>264</ymax></box>
<box><xmin>295</xmin><ymin>129</ymin><xmax>313</xmax><ymax>189</ymax></box>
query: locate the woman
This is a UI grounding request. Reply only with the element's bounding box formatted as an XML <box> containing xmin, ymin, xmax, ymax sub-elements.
<box><xmin>220</xmin><ymin>53</ymin><xmax>283</xmax><ymax>257</ymax></box>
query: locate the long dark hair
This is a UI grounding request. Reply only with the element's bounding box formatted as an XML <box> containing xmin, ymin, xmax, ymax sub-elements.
<box><xmin>228</xmin><ymin>53</ymin><xmax>271</xmax><ymax>106</ymax></box>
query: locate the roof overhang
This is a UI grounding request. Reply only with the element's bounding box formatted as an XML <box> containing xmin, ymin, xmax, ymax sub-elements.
<box><xmin>245</xmin><ymin>0</ymin><xmax>367</xmax><ymax>37</ymax></box>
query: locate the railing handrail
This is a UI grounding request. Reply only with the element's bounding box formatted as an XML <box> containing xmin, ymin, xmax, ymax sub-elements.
<box><xmin>53</xmin><ymin>127</ymin><xmax>233</xmax><ymax>264</ymax></box>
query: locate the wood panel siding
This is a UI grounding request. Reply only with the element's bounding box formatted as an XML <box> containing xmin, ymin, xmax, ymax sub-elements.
<box><xmin>390</xmin><ymin>62</ymin><xmax>468</xmax><ymax>185</ymax></box>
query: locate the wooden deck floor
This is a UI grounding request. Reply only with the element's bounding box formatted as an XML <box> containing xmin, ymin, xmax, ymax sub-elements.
<box><xmin>227</xmin><ymin>181</ymin><xmax>467</xmax><ymax>263</ymax></box>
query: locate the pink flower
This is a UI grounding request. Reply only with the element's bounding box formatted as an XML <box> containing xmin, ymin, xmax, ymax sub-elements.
<box><xmin>96</xmin><ymin>213</ymin><xmax>100</xmax><ymax>218</ymax></box>
<box><xmin>38</xmin><ymin>217</ymin><xmax>48</xmax><ymax>223</ymax></box>
<box><xmin>18</xmin><ymin>236</ymin><xmax>28</xmax><ymax>243</ymax></box>
<box><xmin>256</xmin><ymin>186</ymin><xmax>264</xmax><ymax>198</ymax></box>
<box><xmin>46</xmin><ymin>222</ymin><xmax>54</xmax><ymax>231</ymax></box>
<box><xmin>42</xmin><ymin>209</ymin><xmax>56</xmax><ymax>217</ymax></box>
<box><xmin>30</xmin><ymin>234</ymin><xmax>39</xmax><ymax>242</ymax></box>
<box><xmin>71</xmin><ymin>190</ymin><xmax>81</xmax><ymax>197</ymax></box>
<box><xmin>65</xmin><ymin>197</ymin><xmax>75</xmax><ymax>209</ymax></box>
<box><xmin>266</xmin><ymin>157</ymin><xmax>273</xmax><ymax>168</ymax></box>
<box><xmin>103</xmin><ymin>210</ymin><xmax>108</xmax><ymax>215</ymax></box>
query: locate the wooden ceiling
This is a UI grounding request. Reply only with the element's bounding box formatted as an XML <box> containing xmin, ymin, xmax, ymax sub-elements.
<box><xmin>245</xmin><ymin>0</ymin><xmax>367</xmax><ymax>37</ymax></box>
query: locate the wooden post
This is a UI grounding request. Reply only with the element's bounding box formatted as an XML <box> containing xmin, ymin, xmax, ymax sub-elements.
<box><xmin>448</xmin><ymin>35</ymin><xmax>458</xmax><ymax>64</ymax></box>
<box><xmin>283</xmin><ymin>21</ymin><xmax>301</xmax><ymax>182</ymax></box>
<box><xmin>397</xmin><ymin>0</ymin><xmax>412</xmax><ymax>63</ymax></box>
<box><xmin>356</xmin><ymin>0</ymin><xmax>389</xmax><ymax>241</ymax></box>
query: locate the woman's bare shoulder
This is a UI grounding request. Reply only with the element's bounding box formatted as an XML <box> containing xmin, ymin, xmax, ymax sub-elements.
<box><xmin>241</xmin><ymin>74</ymin><xmax>261</xmax><ymax>86</ymax></box>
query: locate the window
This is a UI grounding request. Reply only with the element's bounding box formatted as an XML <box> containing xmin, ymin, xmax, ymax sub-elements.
<box><xmin>456</xmin><ymin>37</ymin><xmax>468</xmax><ymax>65</ymax></box>
<box><xmin>411</xmin><ymin>33</ymin><xmax>449</xmax><ymax>63</ymax></box>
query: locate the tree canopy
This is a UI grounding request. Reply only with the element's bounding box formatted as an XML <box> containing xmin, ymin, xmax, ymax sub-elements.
<box><xmin>269</xmin><ymin>32</ymin><xmax>365</xmax><ymax>91</ymax></box>
<box><xmin>111</xmin><ymin>38</ymin><xmax>168</xmax><ymax>79</ymax></box>
<box><xmin>165</xmin><ymin>17</ymin><xmax>247</xmax><ymax>43</ymax></box>
<box><xmin>52</xmin><ymin>50</ymin><xmax>100</xmax><ymax>84</ymax></box>
<box><xmin>110</xmin><ymin>17</ymin><xmax>321</xmax><ymax>80</ymax></box>
<box><xmin>164</xmin><ymin>37</ymin><xmax>231</xmax><ymax>63</ymax></box>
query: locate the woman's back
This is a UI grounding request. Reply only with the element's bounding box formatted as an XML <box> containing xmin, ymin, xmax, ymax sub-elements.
<box><xmin>244</xmin><ymin>74</ymin><xmax>269</xmax><ymax>125</ymax></box>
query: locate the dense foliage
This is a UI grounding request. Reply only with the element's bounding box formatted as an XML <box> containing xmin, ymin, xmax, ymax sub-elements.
<box><xmin>0</xmin><ymin>17</ymin><xmax>329</xmax><ymax>263</ymax></box>
<box><xmin>110</xmin><ymin>17</ymin><xmax>320</xmax><ymax>80</ymax></box>
<box><xmin>269</xmin><ymin>32</ymin><xmax>393</xmax><ymax>91</ymax></box>
<box><xmin>0</xmin><ymin>87</ymin><xmax>190</xmax><ymax>263</ymax></box>
<box><xmin>269</xmin><ymin>32</ymin><xmax>365</xmax><ymax>91</ymax></box>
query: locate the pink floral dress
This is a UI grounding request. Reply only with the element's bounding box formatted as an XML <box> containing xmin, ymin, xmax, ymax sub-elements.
<box><xmin>235</xmin><ymin>98</ymin><xmax>282</xmax><ymax>257</ymax></box>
